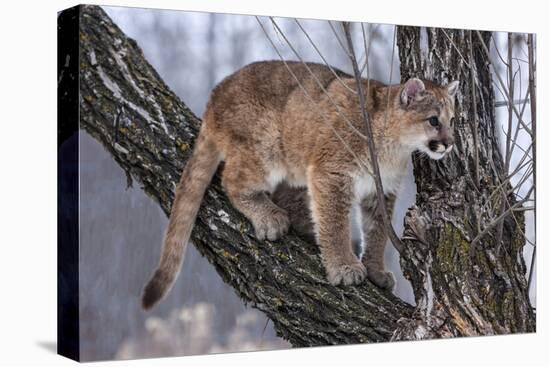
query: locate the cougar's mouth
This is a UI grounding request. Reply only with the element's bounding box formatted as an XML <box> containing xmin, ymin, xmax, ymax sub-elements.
<box><xmin>424</xmin><ymin>140</ymin><xmax>453</xmax><ymax>160</ymax></box>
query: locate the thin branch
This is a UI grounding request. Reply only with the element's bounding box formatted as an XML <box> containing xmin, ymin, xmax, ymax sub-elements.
<box><xmin>269</xmin><ymin>17</ymin><xmax>370</xmax><ymax>142</ymax></box>
<box><xmin>468</xmin><ymin>30</ymin><xmax>480</xmax><ymax>188</ymax></box>
<box><xmin>513</xmin><ymin>55</ymin><xmax>523</xmax><ymax>106</ymax></box>
<box><xmin>328</xmin><ymin>20</ymin><xmax>351</xmax><ymax>58</ymax></box>
<box><xmin>511</xmin><ymin>164</ymin><xmax>534</xmax><ymax>196</ymax></box>
<box><xmin>525</xmin><ymin>33</ymin><xmax>537</xmax><ymax>288</ymax></box>
<box><xmin>508</xmin><ymin>139</ymin><xmax>534</xmax><ymax>183</ymax></box>
<box><xmin>512</xmin><ymin>206</ymin><xmax>534</xmax><ymax>212</ymax></box>
<box><xmin>505</xmin><ymin>32</ymin><xmax>515</xmax><ymax>174</ymax></box>
<box><xmin>500</xmin><ymin>124</ymin><xmax>533</xmax><ymax>161</ymax></box>
<box><xmin>506</xmin><ymin>87</ymin><xmax>531</xmax><ymax>162</ymax></box>
<box><xmin>441</xmin><ymin>28</ymin><xmax>471</xmax><ymax>68</ymax></box>
<box><xmin>491</xmin><ymin>34</ymin><xmax>510</xmax><ymax>69</ymax></box>
<box><xmin>382</xmin><ymin>26</ymin><xmax>397</xmax><ymax>132</ymax></box>
<box><xmin>484</xmin><ymin>145</ymin><xmax>533</xmax><ymax>209</ymax></box>
<box><xmin>471</xmin><ymin>186</ymin><xmax>534</xmax><ymax>245</ymax></box>
<box><xmin>527</xmin><ymin>246</ymin><xmax>536</xmax><ymax>293</ymax></box>
<box><xmin>476</xmin><ymin>31</ymin><xmax>533</xmax><ymax>137</ymax></box>
<box><xmin>360</xmin><ymin>22</ymin><xmax>371</xmax><ymax>82</ymax></box>
<box><xmin>359</xmin><ymin>23</ymin><xmax>377</xmax><ymax>75</ymax></box>
<box><xmin>527</xmin><ymin>33</ymin><xmax>536</xmax><ymax>203</ymax></box>
<box><xmin>342</xmin><ymin>21</ymin><xmax>405</xmax><ymax>253</ymax></box>
<box><xmin>472</xmin><ymin>188</ymin><xmax>533</xmax><ymax>245</ymax></box>
<box><xmin>494</xmin><ymin>99</ymin><xmax>530</xmax><ymax>107</ymax></box>
<box><xmin>480</xmin><ymin>148</ymin><xmax>534</xmax><ymax>249</ymax></box>
<box><xmin>293</xmin><ymin>19</ymin><xmax>357</xmax><ymax>94</ymax></box>
<box><xmin>360</xmin><ymin>23</ymin><xmax>372</xmax><ymax>145</ymax></box>
<box><xmin>497</xmin><ymin>33</ymin><xmax>516</xmax><ymax>243</ymax></box>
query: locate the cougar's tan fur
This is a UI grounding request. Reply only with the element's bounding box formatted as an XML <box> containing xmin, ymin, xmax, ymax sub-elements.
<box><xmin>142</xmin><ymin>60</ymin><xmax>458</xmax><ymax>309</ymax></box>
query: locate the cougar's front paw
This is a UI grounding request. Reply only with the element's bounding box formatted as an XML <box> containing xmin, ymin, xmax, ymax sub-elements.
<box><xmin>367</xmin><ymin>269</ymin><xmax>395</xmax><ymax>290</ymax></box>
<box><xmin>326</xmin><ymin>260</ymin><xmax>367</xmax><ymax>286</ymax></box>
<box><xmin>252</xmin><ymin>208</ymin><xmax>290</xmax><ymax>241</ymax></box>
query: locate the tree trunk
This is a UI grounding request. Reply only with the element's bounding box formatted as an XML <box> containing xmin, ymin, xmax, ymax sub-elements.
<box><xmin>393</xmin><ymin>27</ymin><xmax>535</xmax><ymax>339</ymax></box>
<box><xmin>75</xmin><ymin>5</ymin><xmax>534</xmax><ymax>347</ymax></box>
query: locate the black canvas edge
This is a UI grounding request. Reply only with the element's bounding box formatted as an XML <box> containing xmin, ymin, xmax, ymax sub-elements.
<box><xmin>57</xmin><ymin>4</ymin><xmax>81</xmax><ymax>362</ymax></box>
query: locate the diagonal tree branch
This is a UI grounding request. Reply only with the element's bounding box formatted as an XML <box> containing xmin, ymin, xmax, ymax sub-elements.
<box><xmin>78</xmin><ymin>5</ymin><xmax>412</xmax><ymax>347</ymax></box>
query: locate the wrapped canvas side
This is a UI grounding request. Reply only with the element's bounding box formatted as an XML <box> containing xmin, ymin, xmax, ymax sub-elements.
<box><xmin>57</xmin><ymin>5</ymin><xmax>80</xmax><ymax>362</ymax></box>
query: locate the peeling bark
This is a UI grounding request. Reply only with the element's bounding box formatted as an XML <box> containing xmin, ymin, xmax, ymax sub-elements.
<box><xmin>75</xmin><ymin>5</ymin><xmax>534</xmax><ymax>347</ymax></box>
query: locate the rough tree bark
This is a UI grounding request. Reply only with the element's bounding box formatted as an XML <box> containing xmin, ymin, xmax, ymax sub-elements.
<box><xmin>75</xmin><ymin>5</ymin><xmax>534</xmax><ymax>346</ymax></box>
<box><xmin>394</xmin><ymin>27</ymin><xmax>535</xmax><ymax>338</ymax></box>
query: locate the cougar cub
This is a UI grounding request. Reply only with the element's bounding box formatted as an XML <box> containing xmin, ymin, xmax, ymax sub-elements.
<box><xmin>142</xmin><ymin>60</ymin><xmax>458</xmax><ymax>309</ymax></box>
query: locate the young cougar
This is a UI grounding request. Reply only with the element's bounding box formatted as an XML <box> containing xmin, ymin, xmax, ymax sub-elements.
<box><xmin>142</xmin><ymin>60</ymin><xmax>458</xmax><ymax>310</ymax></box>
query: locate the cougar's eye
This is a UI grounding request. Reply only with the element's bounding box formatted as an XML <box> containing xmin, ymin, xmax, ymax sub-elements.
<box><xmin>428</xmin><ymin>116</ymin><xmax>440</xmax><ymax>127</ymax></box>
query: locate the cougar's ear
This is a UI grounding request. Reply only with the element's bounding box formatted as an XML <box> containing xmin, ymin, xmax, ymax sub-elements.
<box><xmin>401</xmin><ymin>78</ymin><xmax>426</xmax><ymax>106</ymax></box>
<box><xmin>446</xmin><ymin>80</ymin><xmax>459</xmax><ymax>98</ymax></box>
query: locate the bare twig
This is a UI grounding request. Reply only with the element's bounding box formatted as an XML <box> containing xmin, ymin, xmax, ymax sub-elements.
<box><xmin>269</xmin><ymin>17</ymin><xmax>370</xmax><ymax>142</ymax></box>
<box><xmin>512</xmin><ymin>206</ymin><xmax>534</xmax><ymax>212</ymax></box>
<box><xmin>359</xmin><ymin>23</ymin><xmax>377</xmax><ymax>75</ymax></box>
<box><xmin>494</xmin><ymin>99</ymin><xmax>530</xmax><ymax>107</ymax></box>
<box><xmin>480</xmin><ymin>164</ymin><xmax>535</xmax><ymax>249</ymax></box>
<box><xmin>468</xmin><ymin>30</ymin><xmax>480</xmax><ymax>188</ymax></box>
<box><xmin>342</xmin><ymin>21</ymin><xmax>404</xmax><ymax>253</ymax></box>
<box><xmin>471</xmin><ymin>186</ymin><xmax>534</xmax><ymax>245</ymax></box>
<box><xmin>527</xmin><ymin>36</ymin><xmax>536</xmax><ymax>100</ymax></box>
<box><xmin>506</xmin><ymin>87</ymin><xmax>531</xmax><ymax>162</ymax></box>
<box><xmin>360</xmin><ymin>22</ymin><xmax>371</xmax><ymax>91</ymax></box>
<box><xmin>382</xmin><ymin>26</ymin><xmax>397</xmax><ymax>133</ymax></box>
<box><xmin>479</xmin><ymin>34</ymin><xmax>534</xmax><ymax>228</ymax></box>
<box><xmin>441</xmin><ymin>28</ymin><xmax>471</xmax><ymax>68</ymax></box>
<box><xmin>360</xmin><ymin>23</ymin><xmax>372</xmax><ymax>142</ymax></box>
<box><xmin>476</xmin><ymin>31</ymin><xmax>532</xmax><ymax>137</ymax></box>
<box><xmin>294</xmin><ymin>19</ymin><xmax>358</xmax><ymax>94</ymax></box>
<box><xmin>510</xmin><ymin>161</ymin><xmax>534</xmax><ymax>195</ymax></box>
<box><xmin>485</xmin><ymin>142</ymin><xmax>533</xmax><ymax>208</ymax></box>
<box><xmin>328</xmin><ymin>20</ymin><xmax>351</xmax><ymax>57</ymax></box>
<box><xmin>527</xmin><ymin>246</ymin><xmax>536</xmax><ymax>293</ymax></box>
<box><xmin>501</xmin><ymin>124</ymin><xmax>533</xmax><ymax>160</ymax></box>
<box><xmin>496</xmin><ymin>33</ymin><xmax>516</xmax><ymax>243</ymax></box>
<box><xmin>505</xmin><ymin>33</ymin><xmax>515</xmax><ymax>173</ymax></box>
<box><xmin>508</xmin><ymin>139</ymin><xmax>534</xmax><ymax>183</ymax></box>
<box><xmin>491</xmin><ymin>35</ymin><xmax>510</xmax><ymax>68</ymax></box>
<box><xmin>526</xmin><ymin>34</ymin><xmax>536</xmax><ymax>290</ymax></box>
<box><xmin>359</xmin><ymin>23</ymin><xmax>370</xmax><ymax>76</ymax></box>
<box><xmin>527</xmin><ymin>34</ymin><xmax>536</xmax><ymax>192</ymax></box>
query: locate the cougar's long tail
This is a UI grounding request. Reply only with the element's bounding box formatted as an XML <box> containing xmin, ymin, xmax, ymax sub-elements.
<box><xmin>142</xmin><ymin>130</ymin><xmax>221</xmax><ymax>310</ymax></box>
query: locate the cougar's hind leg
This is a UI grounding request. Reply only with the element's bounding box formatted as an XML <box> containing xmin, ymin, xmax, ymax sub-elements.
<box><xmin>222</xmin><ymin>156</ymin><xmax>289</xmax><ymax>241</ymax></box>
<box><xmin>272</xmin><ymin>182</ymin><xmax>316</xmax><ymax>243</ymax></box>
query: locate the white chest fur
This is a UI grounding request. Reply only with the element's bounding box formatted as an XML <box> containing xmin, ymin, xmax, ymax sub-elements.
<box><xmin>352</xmin><ymin>164</ymin><xmax>404</xmax><ymax>201</ymax></box>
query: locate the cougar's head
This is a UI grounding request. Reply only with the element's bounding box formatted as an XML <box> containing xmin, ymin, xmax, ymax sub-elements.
<box><xmin>398</xmin><ymin>78</ymin><xmax>459</xmax><ymax>160</ymax></box>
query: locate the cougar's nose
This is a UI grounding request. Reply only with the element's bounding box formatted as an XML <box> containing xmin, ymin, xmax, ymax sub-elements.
<box><xmin>443</xmin><ymin>137</ymin><xmax>454</xmax><ymax>149</ymax></box>
<box><xmin>443</xmin><ymin>137</ymin><xmax>454</xmax><ymax>153</ymax></box>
